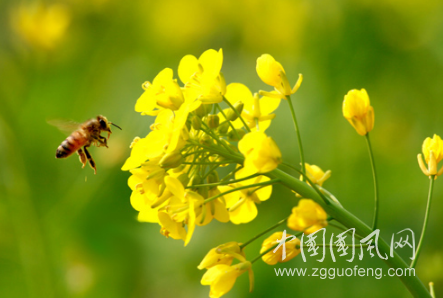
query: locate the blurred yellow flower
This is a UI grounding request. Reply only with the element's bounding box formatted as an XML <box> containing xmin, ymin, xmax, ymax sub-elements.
<box><xmin>256</xmin><ymin>54</ymin><xmax>303</xmax><ymax>98</ymax></box>
<box><xmin>220</xmin><ymin>173</ymin><xmax>272</xmax><ymax>224</ymax></box>
<box><xmin>135</xmin><ymin>68</ymin><xmax>184</xmax><ymax>116</ymax></box>
<box><xmin>11</xmin><ymin>3</ymin><xmax>70</xmax><ymax>50</ymax></box>
<box><xmin>238</xmin><ymin>131</ymin><xmax>282</xmax><ymax>176</ymax></box>
<box><xmin>288</xmin><ymin>199</ymin><xmax>328</xmax><ymax>234</ymax></box>
<box><xmin>178</xmin><ymin>48</ymin><xmax>226</xmax><ymax>104</ymax></box>
<box><xmin>342</xmin><ymin>89</ymin><xmax>374</xmax><ymax>136</ymax></box>
<box><xmin>162</xmin><ymin>177</ymin><xmax>204</xmax><ymax>246</ymax></box>
<box><xmin>302</xmin><ymin>163</ymin><xmax>331</xmax><ymax>187</ymax></box>
<box><xmin>196</xmin><ymin>187</ymin><xmax>229</xmax><ymax>226</ymax></box>
<box><xmin>260</xmin><ymin>231</ymin><xmax>300</xmax><ymax>265</ymax></box>
<box><xmin>198</xmin><ymin>242</ymin><xmax>244</xmax><ymax>270</ymax></box>
<box><xmin>201</xmin><ymin>262</ymin><xmax>252</xmax><ymax>298</ymax></box>
<box><xmin>121</xmin><ymin>106</ymin><xmax>192</xmax><ymax>171</ymax></box>
<box><xmin>222</xmin><ymin>83</ymin><xmax>280</xmax><ymax>131</ymax></box>
<box><xmin>418</xmin><ymin>134</ymin><xmax>443</xmax><ymax>177</ymax></box>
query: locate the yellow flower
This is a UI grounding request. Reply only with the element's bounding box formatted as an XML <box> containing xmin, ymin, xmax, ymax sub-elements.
<box><xmin>302</xmin><ymin>163</ymin><xmax>331</xmax><ymax>187</ymax></box>
<box><xmin>222</xmin><ymin>83</ymin><xmax>280</xmax><ymax>132</ymax></box>
<box><xmin>11</xmin><ymin>3</ymin><xmax>70</xmax><ymax>50</ymax></box>
<box><xmin>178</xmin><ymin>48</ymin><xmax>226</xmax><ymax>104</ymax></box>
<box><xmin>418</xmin><ymin>134</ymin><xmax>443</xmax><ymax>177</ymax></box>
<box><xmin>198</xmin><ymin>242</ymin><xmax>244</xmax><ymax>270</ymax></box>
<box><xmin>238</xmin><ymin>131</ymin><xmax>282</xmax><ymax>176</ymax></box>
<box><xmin>220</xmin><ymin>173</ymin><xmax>272</xmax><ymax>224</ymax></box>
<box><xmin>342</xmin><ymin>89</ymin><xmax>374</xmax><ymax>136</ymax></box>
<box><xmin>288</xmin><ymin>199</ymin><xmax>328</xmax><ymax>234</ymax></box>
<box><xmin>201</xmin><ymin>262</ymin><xmax>253</xmax><ymax>298</ymax></box>
<box><xmin>162</xmin><ymin>177</ymin><xmax>204</xmax><ymax>246</ymax></box>
<box><xmin>196</xmin><ymin>187</ymin><xmax>229</xmax><ymax>226</ymax></box>
<box><xmin>135</xmin><ymin>68</ymin><xmax>184</xmax><ymax>116</ymax></box>
<box><xmin>127</xmin><ymin>165</ymin><xmax>167</xmax><ymax>223</ymax></box>
<box><xmin>260</xmin><ymin>231</ymin><xmax>301</xmax><ymax>265</ymax></box>
<box><xmin>121</xmin><ymin>108</ymin><xmax>189</xmax><ymax>171</ymax></box>
<box><xmin>256</xmin><ymin>54</ymin><xmax>303</xmax><ymax>98</ymax></box>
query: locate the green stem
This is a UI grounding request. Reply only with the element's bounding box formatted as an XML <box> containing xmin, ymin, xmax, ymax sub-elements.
<box><xmin>188</xmin><ymin>174</ymin><xmax>259</xmax><ymax>189</ymax></box>
<box><xmin>189</xmin><ymin>141</ymin><xmax>243</xmax><ymax>164</ymax></box>
<box><xmin>216</xmin><ymin>103</ymin><xmax>241</xmax><ymax>140</ymax></box>
<box><xmin>204</xmin><ymin>179</ymin><xmax>280</xmax><ymax>204</ymax></box>
<box><xmin>287</xmin><ymin>96</ymin><xmax>306</xmax><ymax>176</ymax></box>
<box><xmin>200</xmin><ymin>123</ymin><xmax>234</xmax><ymax>154</ymax></box>
<box><xmin>365</xmin><ymin>133</ymin><xmax>379</xmax><ymax>230</ymax></box>
<box><xmin>223</xmin><ymin>96</ymin><xmax>250</xmax><ymax>132</ymax></box>
<box><xmin>410</xmin><ymin>176</ymin><xmax>435</xmax><ymax>268</ymax></box>
<box><xmin>328</xmin><ymin>222</ymin><xmax>364</xmax><ymax>239</ymax></box>
<box><xmin>240</xmin><ymin>217</ymin><xmax>289</xmax><ymax>249</ymax></box>
<box><xmin>182</xmin><ymin>161</ymin><xmax>233</xmax><ymax>165</ymax></box>
<box><xmin>267</xmin><ymin>168</ymin><xmax>431</xmax><ymax>298</ymax></box>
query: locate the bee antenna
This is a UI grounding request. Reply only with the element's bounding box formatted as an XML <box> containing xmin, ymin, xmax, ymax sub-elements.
<box><xmin>110</xmin><ymin>122</ymin><xmax>122</xmax><ymax>130</ymax></box>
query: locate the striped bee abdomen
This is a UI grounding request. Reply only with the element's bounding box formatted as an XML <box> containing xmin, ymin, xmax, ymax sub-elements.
<box><xmin>56</xmin><ymin>130</ymin><xmax>87</xmax><ymax>158</ymax></box>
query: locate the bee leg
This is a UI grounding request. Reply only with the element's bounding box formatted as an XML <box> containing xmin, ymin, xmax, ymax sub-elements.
<box><xmin>93</xmin><ymin>136</ymin><xmax>108</xmax><ymax>148</ymax></box>
<box><xmin>99</xmin><ymin>136</ymin><xmax>108</xmax><ymax>148</ymax></box>
<box><xmin>83</xmin><ymin>146</ymin><xmax>97</xmax><ymax>174</ymax></box>
<box><xmin>77</xmin><ymin>148</ymin><xmax>87</xmax><ymax>168</ymax></box>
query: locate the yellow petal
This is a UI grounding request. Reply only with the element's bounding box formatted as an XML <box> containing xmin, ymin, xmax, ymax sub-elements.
<box><xmin>178</xmin><ymin>54</ymin><xmax>198</xmax><ymax>84</ymax></box>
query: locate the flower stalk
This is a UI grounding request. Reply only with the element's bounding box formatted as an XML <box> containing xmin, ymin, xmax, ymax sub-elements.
<box><xmin>365</xmin><ymin>133</ymin><xmax>379</xmax><ymax>230</ymax></box>
<box><xmin>410</xmin><ymin>176</ymin><xmax>435</xmax><ymax>268</ymax></box>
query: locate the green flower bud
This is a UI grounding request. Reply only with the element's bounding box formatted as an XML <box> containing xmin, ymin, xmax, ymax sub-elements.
<box><xmin>191</xmin><ymin>115</ymin><xmax>202</xmax><ymax>131</ymax></box>
<box><xmin>204</xmin><ymin>114</ymin><xmax>219</xmax><ymax>129</ymax></box>
<box><xmin>207</xmin><ymin>171</ymin><xmax>219</xmax><ymax>188</ymax></box>
<box><xmin>200</xmin><ymin>132</ymin><xmax>213</xmax><ymax>146</ymax></box>
<box><xmin>227</xmin><ymin>129</ymin><xmax>246</xmax><ymax>142</ymax></box>
<box><xmin>195</xmin><ymin>104</ymin><xmax>207</xmax><ymax>118</ymax></box>
<box><xmin>223</xmin><ymin>101</ymin><xmax>244</xmax><ymax>121</ymax></box>
<box><xmin>159</xmin><ymin>151</ymin><xmax>183</xmax><ymax>169</ymax></box>
<box><xmin>217</xmin><ymin>121</ymin><xmax>230</xmax><ymax>135</ymax></box>
<box><xmin>189</xmin><ymin>174</ymin><xmax>202</xmax><ymax>187</ymax></box>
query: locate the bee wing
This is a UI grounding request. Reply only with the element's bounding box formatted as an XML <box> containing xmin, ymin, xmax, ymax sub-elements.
<box><xmin>47</xmin><ymin>119</ymin><xmax>81</xmax><ymax>135</ymax></box>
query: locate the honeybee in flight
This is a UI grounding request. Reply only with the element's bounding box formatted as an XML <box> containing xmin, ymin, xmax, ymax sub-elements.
<box><xmin>51</xmin><ymin>115</ymin><xmax>122</xmax><ymax>174</ymax></box>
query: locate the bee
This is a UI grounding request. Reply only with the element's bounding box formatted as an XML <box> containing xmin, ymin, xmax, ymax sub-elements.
<box><xmin>52</xmin><ymin>115</ymin><xmax>122</xmax><ymax>174</ymax></box>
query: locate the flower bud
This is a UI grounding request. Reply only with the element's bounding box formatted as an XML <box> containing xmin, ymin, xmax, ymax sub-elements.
<box><xmin>191</xmin><ymin>115</ymin><xmax>202</xmax><ymax>131</ymax></box>
<box><xmin>195</xmin><ymin>104</ymin><xmax>207</xmax><ymax>118</ymax></box>
<box><xmin>189</xmin><ymin>174</ymin><xmax>202</xmax><ymax>187</ymax></box>
<box><xmin>200</xmin><ymin>132</ymin><xmax>213</xmax><ymax>146</ymax></box>
<box><xmin>176</xmin><ymin>172</ymin><xmax>190</xmax><ymax>186</ymax></box>
<box><xmin>204</xmin><ymin>114</ymin><xmax>220</xmax><ymax>129</ymax></box>
<box><xmin>217</xmin><ymin>121</ymin><xmax>230</xmax><ymax>135</ymax></box>
<box><xmin>207</xmin><ymin>171</ymin><xmax>219</xmax><ymax>186</ymax></box>
<box><xmin>227</xmin><ymin>129</ymin><xmax>246</xmax><ymax>142</ymax></box>
<box><xmin>223</xmin><ymin>101</ymin><xmax>244</xmax><ymax>121</ymax></box>
<box><xmin>159</xmin><ymin>151</ymin><xmax>183</xmax><ymax>169</ymax></box>
<box><xmin>342</xmin><ymin>89</ymin><xmax>374</xmax><ymax>136</ymax></box>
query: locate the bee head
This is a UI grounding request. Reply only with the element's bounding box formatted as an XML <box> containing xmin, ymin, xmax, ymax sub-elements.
<box><xmin>97</xmin><ymin>115</ymin><xmax>121</xmax><ymax>139</ymax></box>
<box><xmin>97</xmin><ymin>115</ymin><xmax>110</xmax><ymax>131</ymax></box>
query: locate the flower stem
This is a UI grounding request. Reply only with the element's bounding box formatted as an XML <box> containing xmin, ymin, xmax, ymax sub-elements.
<box><xmin>188</xmin><ymin>174</ymin><xmax>260</xmax><ymax>189</ymax></box>
<box><xmin>216</xmin><ymin>103</ymin><xmax>241</xmax><ymax>140</ymax></box>
<box><xmin>240</xmin><ymin>217</ymin><xmax>289</xmax><ymax>249</ymax></box>
<box><xmin>287</xmin><ymin>96</ymin><xmax>306</xmax><ymax>176</ymax></box>
<box><xmin>204</xmin><ymin>179</ymin><xmax>280</xmax><ymax>204</ymax></box>
<box><xmin>410</xmin><ymin>176</ymin><xmax>435</xmax><ymax>268</ymax></box>
<box><xmin>223</xmin><ymin>96</ymin><xmax>251</xmax><ymax>132</ymax></box>
<box><xmin>365</xmin><ymin>133</ymin><xmax>379</xmax><ymax>230</ymax></box>
<box><xmin>267</xmin><ymin>168</ymin><xmax>431</xmax><ymax>298</ymax></box>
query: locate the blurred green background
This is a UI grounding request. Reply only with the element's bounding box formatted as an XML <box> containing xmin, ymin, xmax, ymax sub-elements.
<box><xmin>1</xmin><ymin>0</ymin><xmax>443</xmax><ymax>297</ymax></box>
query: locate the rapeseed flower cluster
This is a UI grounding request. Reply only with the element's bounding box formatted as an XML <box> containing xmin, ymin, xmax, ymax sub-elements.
<box><xmin>121</xmin><ymin>49</ymin><xmax>422</xmax><ymax>297</ymax></box>
<box><xmin>123</xmin><ymin>49</ymin><xmax>439</xmax><ymax>298</ymax></box>
<box><xmin>123</xmin><ymin>49</ymin><xmax>284</xmax><ymax>248</ymax></box>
